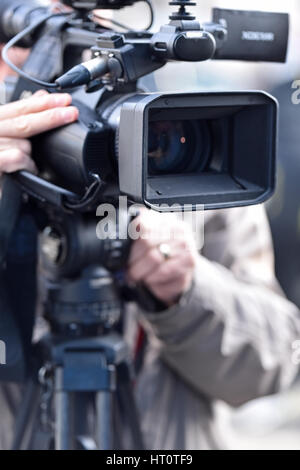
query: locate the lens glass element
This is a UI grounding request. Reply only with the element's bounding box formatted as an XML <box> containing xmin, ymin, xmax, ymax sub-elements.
<box><xmin>148</xmin><ymin>120</ymin><xmax>211</xmax><ymax>176</ymax></box>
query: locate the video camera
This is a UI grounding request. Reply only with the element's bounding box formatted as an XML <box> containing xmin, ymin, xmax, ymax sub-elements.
<box><xmin>0</xmin><ymin>0</ymin><xmax>291</xmax><ymax>390</ymax></box>
<box><xmin>0</xmin><ymin>0</ymin><xmax>289</xmax><ymax>211</ymax></box>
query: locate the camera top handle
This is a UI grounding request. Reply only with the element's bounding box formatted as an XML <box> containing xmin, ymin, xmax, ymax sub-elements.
<box><xmin>56</xmin><ymin>1</ymin><xmax>226</xmax><ymax>91</ymax></box>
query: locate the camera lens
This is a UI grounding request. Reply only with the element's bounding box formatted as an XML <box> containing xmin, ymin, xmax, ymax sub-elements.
<box><xmin>148</xmin><ymin>120</ymin><xmax>211</xmax><ymax>176</ymax></box>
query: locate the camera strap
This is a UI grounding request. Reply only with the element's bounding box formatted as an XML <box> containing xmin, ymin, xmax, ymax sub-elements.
<box><xmin>12</xmin><ymin>170</ymin><xmax>104</xmax><ymax>213</ymax></box>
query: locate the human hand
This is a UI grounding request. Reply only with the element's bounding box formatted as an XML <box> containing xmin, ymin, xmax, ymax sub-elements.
<box><xmin>0</xmin><ymin>90</ymin><xmax>78</xmax><ymax>177</ymax></box>
<box><xmin>128</xmin><ymin>209</ymin><xmax>197</xmax><ymax>307</ymax></box>
<box><xmin>0</xmin><ymin>45</ymin><xmax>29</xmax><ymax>81</ymax></box>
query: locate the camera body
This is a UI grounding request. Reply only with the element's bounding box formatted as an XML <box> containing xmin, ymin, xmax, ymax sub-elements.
<box><xmin>0</xmin><ymin>0</ymin><xmax>289</xmax><ymax>212</ymax></box>
<box><xmin>34</xmin><ymin>89</ymin><xmax>277</xmax><ymax>212</ymax></box>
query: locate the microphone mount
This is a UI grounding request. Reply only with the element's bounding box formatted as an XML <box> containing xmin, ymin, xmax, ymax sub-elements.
<box><xmin>169</xmin><ymin>1</ymin><xmax>197</xmax><ymax>21</ymax></box>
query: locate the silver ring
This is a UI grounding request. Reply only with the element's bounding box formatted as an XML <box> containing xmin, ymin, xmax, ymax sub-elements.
<box><xmin>159</xmin><ymin>243</ymin><xmax>172</xmax><ymax>261</ymax></box>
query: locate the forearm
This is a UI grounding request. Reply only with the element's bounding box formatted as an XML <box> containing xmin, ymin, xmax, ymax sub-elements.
<box><xmin>139</xmin><ymin>255</ymin><xmax>300</xmax><ymax>406</ymax></box>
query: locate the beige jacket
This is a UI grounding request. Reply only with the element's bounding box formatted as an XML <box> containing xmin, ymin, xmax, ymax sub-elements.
<box><xmin>128</xmin><ymin>205</ymin><xmax>300</xmax><ymax>449</ymax></box>
<box><xmin>1</xmin><ymin>204</ymin><xmax>300</xmax><ymax>450</ymax></box>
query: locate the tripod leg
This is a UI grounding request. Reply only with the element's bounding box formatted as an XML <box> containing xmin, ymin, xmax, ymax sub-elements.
<box><xmin>95</xmin><ymin>391</ymin><xmax>112</xmax><ymax>450</ymax></box>
<box><xmin>11</xmin><ymin>380</ymin><xmax>40</xmax><ymax>450</ymax></box>
<box><xmin>55</xmin><ymin>368</ymin><xmax>72</xmax><ymax>450</ymax></box>
<box><xmin>116</xmin><ymin>364</ymin><xmax>145</xmax><ymax>450</ymax></box>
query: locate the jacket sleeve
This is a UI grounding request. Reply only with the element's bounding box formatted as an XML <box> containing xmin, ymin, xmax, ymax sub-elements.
<box><xmin>138</xmin><ymin>205</ymin><xmax>300</xmax><ymax>407</ymax></box>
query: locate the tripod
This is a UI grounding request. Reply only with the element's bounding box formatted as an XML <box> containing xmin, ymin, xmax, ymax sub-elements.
<box><xmin>11</xmin><ymin>212</ymin><xmax>145</xmax><ymax>451</ymax></box>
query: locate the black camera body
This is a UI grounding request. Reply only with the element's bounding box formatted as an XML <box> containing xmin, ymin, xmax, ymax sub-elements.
<box><xmin>0</xmin><ymin>0</ymin><xmax>289</xmax><ymax>212</ymax></box>
<box><xmin>34</xmin><ymin>89</ymin><xmax>277</xmax><ymax>212</ymax></box>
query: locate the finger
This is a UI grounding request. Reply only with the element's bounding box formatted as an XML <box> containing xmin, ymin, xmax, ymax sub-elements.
<box><xmin>0</xmin><ymin>106</ymin><xmax>79</xmax><ymax>138</ymax></box>
<box><xmin>33</xmin><ymin>89</ymin><xmax>49</xmax><ymax>97</ymax></box>
<box><xmin>144</xmin><ymin>253</ymin><xmax>195</xmax><ymax>285</ymax></box>
<box><xmin>128</xmin><ymin>235</ymin><xmax>157</xmax><ymax>266</ymax></box>
<box><xmin>0</xmin><ymin>148</ymin><xmax>37</xmax><ymax>174</ymax></box>
<box><xmin>129</xmin><ymin>236</ymin><xmax>189</xmax><ymax>268</ymax></box>
<box><xmin>0</xmin><ymin>92</ymin><xmax>73</xmax><ymax>121</ymax></box>
<box><xmin>0</xmin><ymin>137</ymin><xmax>31</xmax><ymax>154</ymax></box>
<box><xmin>128</xmin><ymin>247</ymin><xmax>163</xmax><ymax>283</ymax></box>
<box><xmin>128</xmin><ymin>237</ymin><xmax>156</xmax><ymax>266</ymax></box>
<box><xmin>128</xmin><ymin>216</ymin><xmax>186</xmax><ymax>265</ymax></box>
